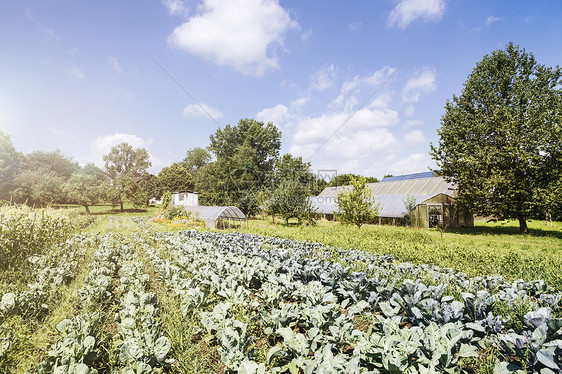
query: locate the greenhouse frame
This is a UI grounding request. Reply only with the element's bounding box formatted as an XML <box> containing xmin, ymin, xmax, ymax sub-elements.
<box><xmin>311</xmin><ymin>172</ymin><xmax>473</xmax><ymax>228</ymax></box>
<box><xmin>182</xmin><ymin>205</ymin><xmax>248</xmax><ymax>229</ymax></box>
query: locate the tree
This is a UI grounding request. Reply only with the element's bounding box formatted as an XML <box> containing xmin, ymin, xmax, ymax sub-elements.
<box><xmin>103</xmin><ymin>142</ymin><xmax>151</xmax><ymax>211</ymax></box>
<box><xmin>138</xmin><ymin>173</ymin><xmax>162</xmax><ymax>206</ymax></box>
<box><xmin>0</xmin><ymin>131</ymin><xmax>23</xmax><ymax>201</ymax></box>
<box><xmin>11</xmin><ymin>150</ymin><xmax>79</xmax><ymax>205</ymax></box>
<box><xmin>327</xmin><ymin>173</ymin><xmax>379</xmax><ymax>187</ymax></box>
<box><xmin>182</xmin><ymin>147</ymin><xmax>211</xmax><ymax>176</ymax></box>
<box><xmin>201</xmin><ymin>119</ymin><xmax>282</xmax><ymax>216</ymax></box>
<box><xmin>431</xmin><ymin>43</ymin><xmax>562</xmax><ymax>233</ymax></box>
<box><xmin>267</xmin><ymin>178</ymin><xmax>317</xmax><ymax>225</ymax></box>
<box><xmin>158</xmin><ymin>163</ymin><xmax>193</xmax><ymax>193</ymax></box>
<box><xmin>335</xmin><ymin>176</ymin><xmax>379</xmax><ymax>228</ymax></box>
<box><xmin>64</xmin><ymin>164</ymin><xmax>108</xmax><ymax>214</ymax></box>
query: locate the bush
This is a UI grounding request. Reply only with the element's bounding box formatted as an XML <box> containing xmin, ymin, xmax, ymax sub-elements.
<box><xmin>161</xmin><ymin>191</ymin><xmax>172</xmax><ymax>209</ymax></box>
<box><xmin>164</xmin><ymin>206</ymin><xmax>188</xmax><ymax>220</ymax></box>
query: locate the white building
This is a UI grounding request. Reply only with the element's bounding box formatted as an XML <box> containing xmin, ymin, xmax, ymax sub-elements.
<box><xmin>171</xmin><ymin>190</ymin><xmax>199</xmax><ymax>207</ymax></box>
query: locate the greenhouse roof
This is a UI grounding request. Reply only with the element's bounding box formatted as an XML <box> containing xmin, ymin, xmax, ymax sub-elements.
<box><xmin>183</xmin><ymin>206</ymin><xmax>247</xmax><ymax>228</ymax></box>
<box><xmin>381</xmin><ymin>171</ymin><xmax>435</xmax><ymax>182</ymax></box>
<box><xmin>313</xmin><ymin>174</ymin><xmax>457</xmax><ymax>218</ymax></box>
<box><xmin>311</xmin><ymin>193</ymin><xmax>447</xmax><ymax>218</ymax></box>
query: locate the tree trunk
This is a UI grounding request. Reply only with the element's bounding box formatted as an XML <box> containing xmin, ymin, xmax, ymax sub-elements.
<box><xmin>84</xmin><ymin>205</ymin><xmax>91</xmax><ymax>215</ymax></box>
<box><xmin>120</xmin><ymin>201</ymin><xmax>124</xmax><ymax>212</ymax></box>
<box><xmin>518</xmin><ymin>213</ymin><xmax>528</xmax><ymax>234</ymax></box>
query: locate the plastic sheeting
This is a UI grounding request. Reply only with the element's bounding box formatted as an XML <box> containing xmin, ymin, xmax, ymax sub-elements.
<box><xmin>183</xmin><ymin>205</ymin><xmax>247</xmax><ymax>229</ymax></box>
<box><xmin>312</xmin><ymin>175</ymin><xmax>457</xmax><ymax>218</ymax></box>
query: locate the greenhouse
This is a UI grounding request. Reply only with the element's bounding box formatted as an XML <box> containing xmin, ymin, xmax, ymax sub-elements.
<box><xmin>183</xmin><ymin>205</ymin><xmax>248</xmax><ymax>229</ymax></box>
<box><xmin>311</xmin><ymin>172</ymin><xmax>473</xmax><ymax>228</ymax></box>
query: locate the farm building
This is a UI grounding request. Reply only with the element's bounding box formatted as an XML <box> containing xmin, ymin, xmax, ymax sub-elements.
<box><xmin>171</xmin><ymin>190</ymin><xmax>199</xmax><ymax>207</ymax></box>
<box><xmin>311</xmin><ymin>172</ymin><xmax>473</xmax><ymax>228</ymax></box>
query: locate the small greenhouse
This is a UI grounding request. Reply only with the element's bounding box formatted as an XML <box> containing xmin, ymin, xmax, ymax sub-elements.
<box><xmin>182</xmin><ymin>205</ymin><xmax>248</xmax><ymax>229</ymax></box>
<box><xmin>311</xmin><ymin>172</ymin><xmax>473</xmax><ymax>228</ymax></box>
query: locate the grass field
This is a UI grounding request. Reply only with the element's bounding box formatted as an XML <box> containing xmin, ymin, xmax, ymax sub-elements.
<box><xmin>1</xmin><ymin>205</ymin><xmax>561</xmax><ymax>373</ymax></box>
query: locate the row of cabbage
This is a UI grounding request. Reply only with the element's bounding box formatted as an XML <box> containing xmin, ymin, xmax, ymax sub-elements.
<box><xmin>143</xmin><ymin>230</ymin><xmax>561</xmax><ymax>373</ymax></box>
<box><xmin>0</xmin><ymin>235</ymin><xmax>96</xmax><ymax>362</ymax></box>
<box><xmin>29</xmin><ymin>233</ymin><xmax>172</xmax><ymax>373</ymax></box>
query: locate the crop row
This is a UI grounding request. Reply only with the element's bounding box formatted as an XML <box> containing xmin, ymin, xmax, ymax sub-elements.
<box><xmin>141</xmin><ymin>230</ymin><xmax>561</xmax><ymax>373</ymax></box>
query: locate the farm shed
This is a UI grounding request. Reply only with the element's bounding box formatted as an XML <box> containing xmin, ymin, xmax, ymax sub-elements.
<box><xmin>171</xmin><ymin>191</ymin><xmax>199</xmax><ymax>207</ymax></box>
<box><xmin>182</xmin><ymin>205</ymin><xmax>248</xmax><ymax>229</ymax></box>
<box><xmin>311</xmin><ymin>172</ymin><xmax>473</xmax><ymax>228</ymax></box>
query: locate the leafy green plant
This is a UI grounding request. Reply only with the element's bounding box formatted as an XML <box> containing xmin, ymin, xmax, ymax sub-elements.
<box><xmin>335</xmin><ymin>176</ymin><xmax>379</xmax><ymax>228</ymax></box>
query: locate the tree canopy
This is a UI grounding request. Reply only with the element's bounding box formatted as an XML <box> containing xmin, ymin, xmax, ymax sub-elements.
<box><xmin>431</xmin><ymin>43</ymin><xmax>562</xmax><ymax>233</ymax></box>
<box><xmin>201</xmin><ymin>119</ymin><xmax>282</xmax><ymax>215</ymax></box>
<box><xmin>103</xmin><ymin>142</ymin><xmax>152</xmax><ymax>210</ymax></box>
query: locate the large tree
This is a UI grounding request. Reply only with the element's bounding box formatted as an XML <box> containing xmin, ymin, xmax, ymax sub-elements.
<box><xmin>431</xmin><ymin>43</ymin><xmax>562</xmax><ymax>233</ymax></box>
<box><xmin>158</xmin><ymin>162</ymin><xmax>193</xmax><ymax>193</ymax></box>
<box><xmin>64</xmin><ymin>164</ymin><xmax>109</xmax><ymax>214</ymax></box>
<box><xmin>201</xmin><ymin>119</ymin><xmax>282</xmax><ymax>215</ymax></box>
<box><xmin>103</xmin><ymin>142</ymin><xmax>151</xmax><ymax>211</ymax></box>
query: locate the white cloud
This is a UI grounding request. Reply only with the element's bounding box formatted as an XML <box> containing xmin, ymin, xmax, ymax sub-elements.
<box><xmin>341</xmin><ymin>66</ymin><xmax>397</xmax><ymax>95</ymax></box>
<box><xmin>402</xmin><ymin>69</ymin><xmax>436</xmax><ymax>103</ymax></box>
<box><xmin>91</xmin><ymin>133</ymin><xmax>154</xmax><ymax>167</ymax></box>
<box><xmin>310</xmin><ymin>64</ymin><xmax>337</xmax><ymax>91</ymax></box>
<box><xmin>66</xmin><ymin>64</ymin><xmax>84</xmax><ymax>79</ymax></box>
<box><xmin>387</xmin><ymin>0</ymin><xmax>446</xmax><ymax>29</ymax></box>
<box><xmin>167</xmin><ymin>0</ymin><xmax>298</xmax><ymax>76</ymax></box>
<box><xmin>404</xmin><ymin>130</ymin><xmax>425</xmax><ymax>145</ymax></box>
<box><xmin>182</xmin><ymin>102</ymin><xmax>223</xmax><ymax>119</ymax></box>
<box><xmin>163</xmin><ymin>0</ymin><xmax>188</xmax><ymax>16</ymax></box>
<box><xmin>256</xmin><ymin>104</ymin><xmax>289</xmax><ymax>127</ymax></box>
<box><xmin>386</xmin><ymin>153</ymin><xmax>435</xmax><ymax>175</ymax></box>
<box><xmin>348</xmin><ymin>22</ymin><xmax>363</xmax><ymax>31</ymax></box>
<box><xmin>108</xmin><ymin>56</ymin><xmax>122</xmax><ymax>73</ymax></box>
<box><xmin>486</xmin><ymin>16</ymin><xmax>501</xmax><ymax>26</ymax></box>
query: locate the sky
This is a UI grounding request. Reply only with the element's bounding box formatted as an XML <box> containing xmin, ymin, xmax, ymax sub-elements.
<box><xmin>1</xmin><ymin>0</ymin><xmax>561</xmax><ymax>180</ymax></box>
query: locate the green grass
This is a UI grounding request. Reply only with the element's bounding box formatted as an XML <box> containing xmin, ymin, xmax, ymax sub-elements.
<box><xmin>237</xmin><ymin>217</ymin><xmax>562</xmax><ymax>291</ymax></box>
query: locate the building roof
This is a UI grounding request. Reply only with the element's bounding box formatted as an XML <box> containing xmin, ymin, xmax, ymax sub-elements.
<box><xmin>313</xmin><ymin>173</ymin><xmax>457</xmax><ymax>218</ymax></box>
<box><xmin>381</xmin><ymin>171</ymin><xmax>436</xmax><ymax>182</ymax></box>
<box><xmin>183</xmin><ymin>205</ymin><xmax>246</xmax><ymax>222</ymax></box>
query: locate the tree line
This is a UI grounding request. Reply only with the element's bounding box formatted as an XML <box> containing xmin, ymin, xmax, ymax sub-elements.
<box><xmin>0</xmin><ymin>118</ymin><xmax>377</xmax><ymax>220</ymax></box>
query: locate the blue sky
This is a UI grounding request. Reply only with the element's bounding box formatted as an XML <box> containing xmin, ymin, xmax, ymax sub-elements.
<box><xmin>1</xmin><ymin>0</ymin><xmax>561</xmax><ymax>179</ymax></box>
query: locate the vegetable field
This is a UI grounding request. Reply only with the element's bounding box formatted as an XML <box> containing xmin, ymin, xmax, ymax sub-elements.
<box><xmin>1</xmin><ymin>212</ymin><xmax>561</xmax><ymax>373</ymax></box>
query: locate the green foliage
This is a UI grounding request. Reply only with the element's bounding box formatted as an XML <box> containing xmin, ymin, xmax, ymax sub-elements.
<box><xmin>0</xmin><ymin>131</ymin><xmax>23</xmax><ymax>201</ymax></box>
<box><xmin>403</xmin><ymin>195</ymin><xmax>418</xmax><ymax>226</ymax></box>
<box><xmin>335</xmin><ymin>176</ymin><xmax>379</xmax><ymax>228</ymax></box>
<box><xmin>137</xmin><ymin>173</ymin><xmax>162</xmax><ymax>203</ymax></box>
<box><xmin>267</xmin><ymin>179</ymin><xmax>317</xmax><ymax>225</ymax></box>
<box><xmin>161</xmin><ymin>191</ymin><xmax>172</xmax><ymax>209</ymax></box>
<box><xmin>11</xmin><ymin>150</ymin><xmax>80</xmax><ymax>206</ymax></box>
<box><xmin>182</xmin><ymin>147</ymin><xmax>211</xmax><ymax>176</ymax></box>
<box><xmin>158</xmin><ymin>163</ymin><xmax>192</xmax><ymax>193</ymax></box>
<box><xmin>64</xmin><ymin>164</ymin><xmax>109</xmax><ymax>214</ymax></box>
<box><xmin>201</xmin><ymin>119</ymin><xmax>282</xmax><ymax>216</ymax></box>
<box><xmin>164</xmin><ymin>206</ymin><xmax>188</xmax><ymax>220</ymax></box>
<box><xmin>327</xmin><ymin>173</ymin><xmax>379</xmax><ymax>187</ymax></box>
<box><xmin>431</xmin><ymin>42</ymin><xmax>562</xmax><ymax>233</ymax></box>
<box><xmin>0</xmin><ymin>205</ymin><xmax>75</xmax><ymax>271</ymax></box>
<box><xmin>103</xmin><ymin>142</ymin><xmax>152</xmax><ymax>211</ymax></box>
